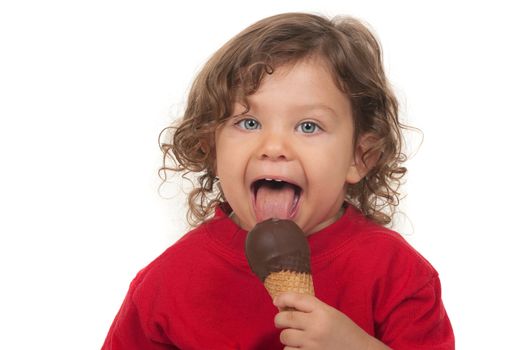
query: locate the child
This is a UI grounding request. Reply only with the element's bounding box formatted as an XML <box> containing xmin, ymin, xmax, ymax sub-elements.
<box><xmin>102</xmin><ymin>12</ymin><xmax>454</xmax><ymax>349</ymax></box>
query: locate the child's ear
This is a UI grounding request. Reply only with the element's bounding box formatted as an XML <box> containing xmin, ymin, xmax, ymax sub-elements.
<box><xmin>346</xmin><ymin>133</ymin><xmax>381</xmax><ymax>184</ymax></box>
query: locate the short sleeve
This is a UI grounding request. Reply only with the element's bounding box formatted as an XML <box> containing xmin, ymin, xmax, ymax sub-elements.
<box><xmin>377</xmin><ymin>276</ymin><xmax>454</xmax><ymax>350</ymax></box>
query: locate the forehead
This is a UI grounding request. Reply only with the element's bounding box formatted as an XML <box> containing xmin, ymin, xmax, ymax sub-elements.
<box><xmin>239</xmin><ymin>57</ymin><xmax>351</xmax><ymax>116</ymax></box>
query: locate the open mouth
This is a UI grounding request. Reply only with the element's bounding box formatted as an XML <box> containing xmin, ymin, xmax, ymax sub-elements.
<box><xmin>251</xmin><ymin>178</ymin><xmax>302</xmax><ymax>222</ymax></box>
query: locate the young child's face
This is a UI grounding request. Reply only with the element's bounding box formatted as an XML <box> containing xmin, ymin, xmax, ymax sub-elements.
<box><xmin>215</xmin><ymin>57</ymin><xmax>363</xmax><ymax>235</ymax></box>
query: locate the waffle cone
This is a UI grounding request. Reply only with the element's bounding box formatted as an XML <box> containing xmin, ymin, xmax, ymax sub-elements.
<box><xmin>263</xmin><ymin>270</ymin><xmax>314</xmax><ymax>300</ymax></box>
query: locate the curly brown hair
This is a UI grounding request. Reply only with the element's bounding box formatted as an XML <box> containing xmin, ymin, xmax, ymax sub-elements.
<box><xmin>159</xmin><ymin>12</ymin><xmax>409</xmax><ymax>227</ymax></box>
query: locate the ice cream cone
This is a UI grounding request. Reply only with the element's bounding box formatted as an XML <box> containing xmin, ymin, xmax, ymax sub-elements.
<box><xmin>263</xmin><ymin>270</ymin><xmax>314</xmax><ymax>300</ymax></box>
<box><xmin>245</xmin><ymin>218</ymin><xmax>315</xmax><ymax>310</ymax></box>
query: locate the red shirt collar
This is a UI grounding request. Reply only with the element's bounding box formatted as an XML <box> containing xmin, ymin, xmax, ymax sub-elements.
<box><xmin>204</xmin><ymin>203</ymin><xmax>369</xmax><ymax>263</ymax></box>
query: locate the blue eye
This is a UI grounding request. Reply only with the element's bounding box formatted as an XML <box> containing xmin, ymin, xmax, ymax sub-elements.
<box><xmin>298</xmin><ymin>121</ymin><xmax>320</xmax><ymax>134</ymax></box>
<box><xmin>236</xmin><ymin>118</ymin><xmax>260</xmax><ymax>130</ymax></box>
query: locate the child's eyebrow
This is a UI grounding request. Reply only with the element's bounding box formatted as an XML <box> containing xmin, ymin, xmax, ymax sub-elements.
<box><xmin>295</xmin><ymin>103</ymin><xmax>338</xmax><ymax>117</ymax></box>
<box><xmin>233</xmin><ymin>102</ymin><xmax>339</xmax><ymax>117</ymax></box>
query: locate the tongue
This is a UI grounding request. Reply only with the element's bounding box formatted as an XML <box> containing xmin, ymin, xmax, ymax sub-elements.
<box><xmin>254</xmin><ymin>184</ymin><xmax>296</xmax><ymax>222</ymax></box>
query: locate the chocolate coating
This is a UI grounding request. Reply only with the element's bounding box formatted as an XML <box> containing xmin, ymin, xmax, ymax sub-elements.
<box><xmin>245</xmin><ymin>218</ymin><xmax>311</xmax><ymax>281</ymax></box>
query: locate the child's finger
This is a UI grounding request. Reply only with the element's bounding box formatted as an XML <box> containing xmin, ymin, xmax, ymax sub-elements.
<box><xmin>279</xmin><ymin>328</ymin><xmax>305</xmax><ymax>347</ymax></box>
<box><xmin>274</xmin><ymin>308</ymin><xmax>310</xmax><ymax>330</ymax></box>
<box><xmin>273</xmin><ymin>292</ymin><xmax>317</xmax><ymax>313</ymax></box>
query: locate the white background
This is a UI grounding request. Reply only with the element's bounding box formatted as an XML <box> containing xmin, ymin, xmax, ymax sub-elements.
<box><xmin>1</xmin><ymin>1</ymin><xmax>526</xmax><ymax>349</ymax></box>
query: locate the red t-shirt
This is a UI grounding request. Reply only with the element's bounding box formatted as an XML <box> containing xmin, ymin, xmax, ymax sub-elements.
<box><xmin>102</xmin><ymin>205</ymin><xmax>454</xmax><ymax>349</ymax></box>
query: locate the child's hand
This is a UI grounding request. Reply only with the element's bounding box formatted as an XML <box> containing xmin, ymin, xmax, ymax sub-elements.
<box><xmin>273</xmin><ymin>292</ymin><xmax>391</xmax><ymax>350</ymax></box>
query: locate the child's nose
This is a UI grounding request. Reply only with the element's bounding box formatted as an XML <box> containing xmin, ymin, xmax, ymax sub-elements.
<box><xmin>257</xmin><ymin>130</ymin><xmax>291</xmax><ymax>161</ymax></box>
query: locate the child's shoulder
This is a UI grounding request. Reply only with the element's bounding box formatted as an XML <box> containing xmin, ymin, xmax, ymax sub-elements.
<box><xmin>128</xmin><ymin>222</ymin><xmax>214</xmax><ymax>289</ymax></box>
<box><xmin>359</xmin><ymin>219</ymin><xmax>428</xmax><ymax>259</ymax></box>
<box><xmin>343</xmin><ymin>207</ymin><xmax>438</xmax><ymax>278</ymax></box>
<box><xmin>130</xmin><ymin>211</ymin><xmax>239</xmax><ymax>284</ymax></box>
